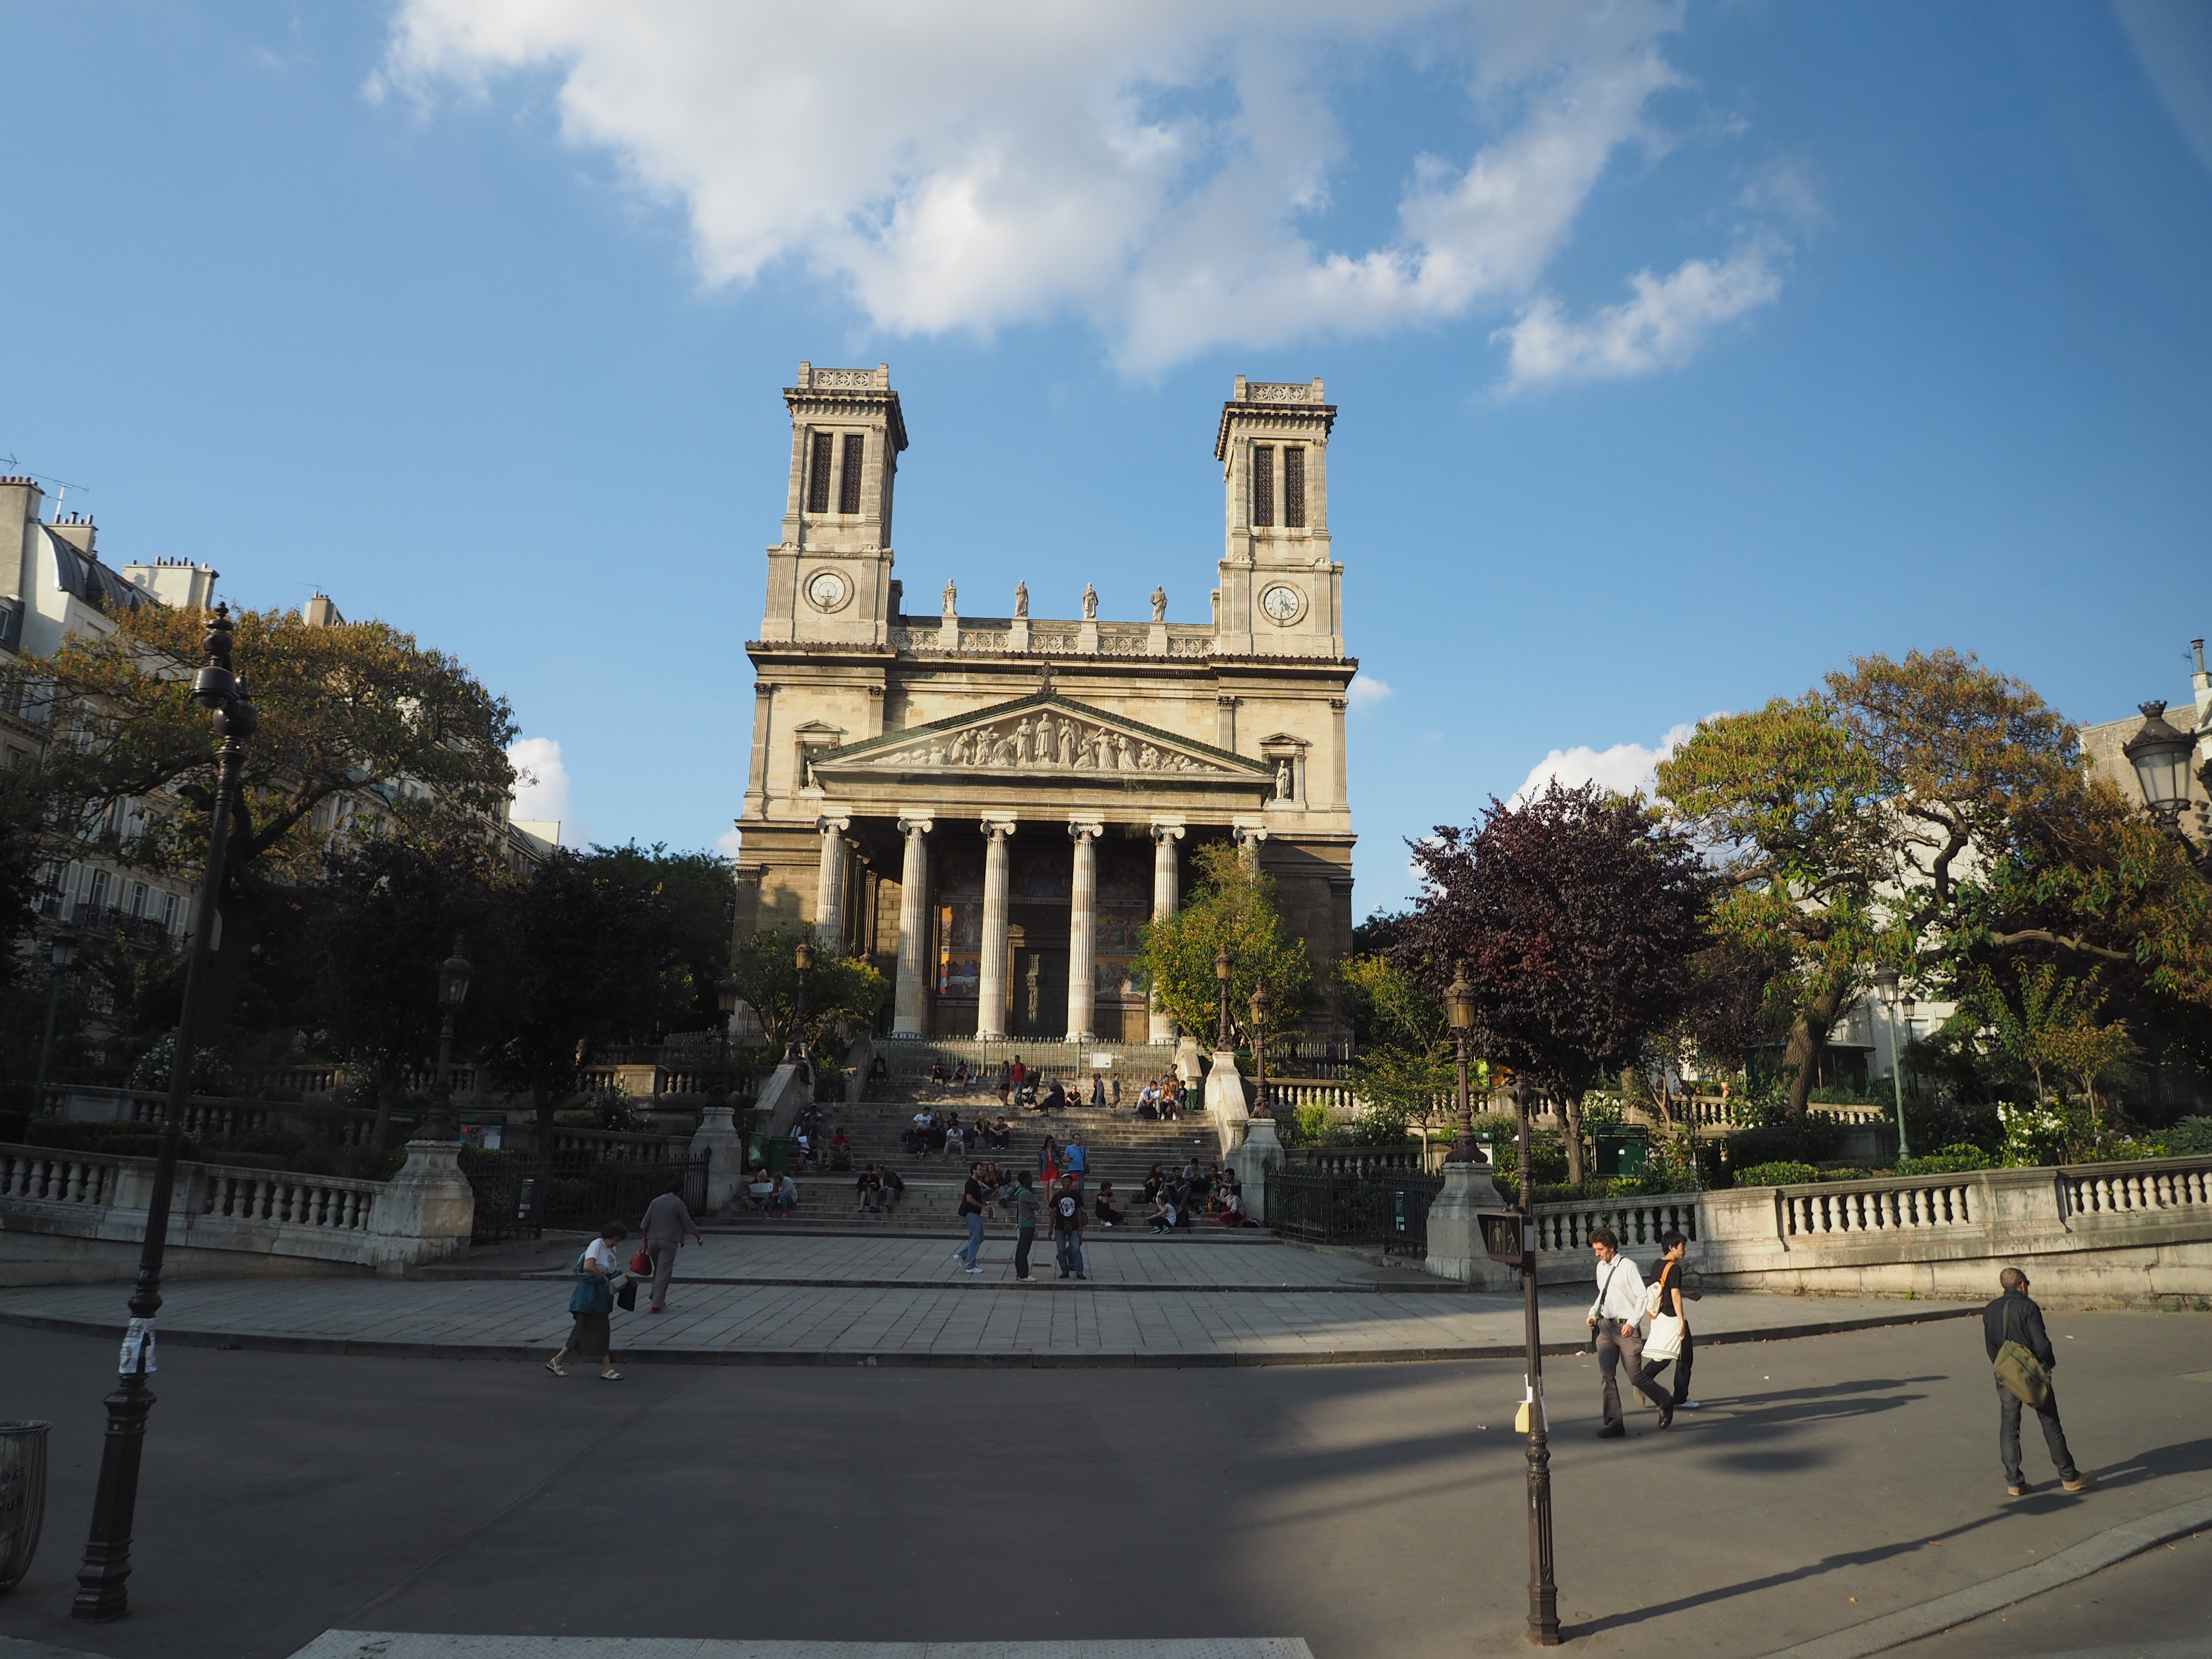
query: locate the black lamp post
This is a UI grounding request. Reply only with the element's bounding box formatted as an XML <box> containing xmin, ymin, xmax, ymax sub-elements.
<box><xmin>422</xmin><ymin>938</ymin><xmax>474</xmax><ymax>1142</ymax></box>
<box><xmin>2125</xmin><ymin>700</ymin><xmax>2204</xmax><ymax>860</ymax></box>
<box><xmin>35</xmin><ymin>927</ymin><xmax>80</xmax><ymax>1102</ymax></box>
<box><xmin>1214</xmin><ymin>943</ymin><xmax>1232</xmax><ymax>1050</ymax></box>
<box><xmin>74</xmin><ymin>604</ymin><xmax>257</xmax><ymax>1623</ymax></box>
<box><xmin>788</xmin><ymin>939</ymin><xmax>814</xmax><ymax>1066</ymax></box>
<box><xmin>1445</xmin><ymin>961</ymin><xmax>1477</xmax><ymax>1164</ymax></box>
<box><xmin>1872</xmin><ymin>967</ymin><xmax>1912</xmax><ymax>1161</ymax></box>
<box><xmin>1512</xmin><ymin>1068</ymin><xmax>1561</xmax><ymax>1646</ymax></box>
<box><xmin>1248</xmin><ymin>981</ymin><xmax>1272</xmax><ymax>1118</ymax></box>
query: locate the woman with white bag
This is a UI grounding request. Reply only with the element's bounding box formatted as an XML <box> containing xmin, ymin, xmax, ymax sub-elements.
<box><xmin>1642</xmin><ymin>1230</ymin><xmax>1701</xmax><ymax>1414</ymax></box>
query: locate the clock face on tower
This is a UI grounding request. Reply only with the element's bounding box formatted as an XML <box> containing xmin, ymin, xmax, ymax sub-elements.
<box><xmin>1260</xmin><ymin>583</ymin><xmax>1303</xmax><ymax>624</ymax></box>
<box><xmin>805</xmin><ymin>569</ymin><xmax>851</xmax><ymax>613</ymax></box>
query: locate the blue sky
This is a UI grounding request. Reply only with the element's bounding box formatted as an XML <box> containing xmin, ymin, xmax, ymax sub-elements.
<box><xmin>6</xmin><ymin>2</ymin><xmax>2210</xmax><ymax>915</ymax></box>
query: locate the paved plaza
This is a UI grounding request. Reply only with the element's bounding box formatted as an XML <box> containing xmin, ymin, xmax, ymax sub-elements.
<box><xmin>0</xmin><ymin>1232</ymin><xmax>1981</xmax><ymax>1365</ymax></box>
<box><xmin>0</xmin><ymin>1310</ymin><xmax>2208</xmax><ymax>1659</ymax></box>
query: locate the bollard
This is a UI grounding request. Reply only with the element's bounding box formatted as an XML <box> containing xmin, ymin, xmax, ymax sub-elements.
<box><xmin>0</xmin><ymin>1420</ymin><xmax>51</xmax><ymax>1593</ymax></box>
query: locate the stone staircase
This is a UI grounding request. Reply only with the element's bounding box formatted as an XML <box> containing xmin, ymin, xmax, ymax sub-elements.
<box><xmin>721</xmin><ymin>1088</ymin><xmax>1230</xmax><ymax>1229</ymax></box>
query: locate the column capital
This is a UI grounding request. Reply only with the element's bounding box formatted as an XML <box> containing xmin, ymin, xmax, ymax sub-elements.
<box><xmin>897</xmin><ymin>815</ymin><xmax>935</xmax><ymax>836</ymax></box>
<box><xmin>980</xmin><ymin>815</ymin><xmax>1019</xmax><ymax>839</ymax></box>
<box><xmin>1232</xmin><ymin>821</ymin><xmax>1269</xmax><ymax>849</ymax></box>
<box><xmin>1067</xmin><ymin>817</ymin><xmax>1104</xmax><ymax>840</ymax></box>
<box><xmin>1149</xmin><ymin>820</ymin><xmax>1186</xmax><ymax>843</ymax></box>
<box><xmin>817</xmin><ymin>814</ymin><xmax>852</xmax><ymax>835</ymax></box>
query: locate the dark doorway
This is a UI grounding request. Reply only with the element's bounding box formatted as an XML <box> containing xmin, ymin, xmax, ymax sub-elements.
<box><xmin>1013</xmin><ymin>948</ymin><xmax>1068</xmax><ymax>1039</ymax></box>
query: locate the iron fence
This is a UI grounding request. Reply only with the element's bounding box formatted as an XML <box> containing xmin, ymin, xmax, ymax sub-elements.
<box><xmin>460</xmin><ymin>1150</ymin><xmax>709</xmax><ymax>1245</ymax></box>
<box><xmin>1267</xmin><ymin>1169</ymin><xmax>1443</xmax><ymax>1250</ymax></box>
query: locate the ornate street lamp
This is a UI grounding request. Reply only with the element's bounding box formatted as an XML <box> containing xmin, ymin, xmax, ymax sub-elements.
<box><xmin>1509</xmin><ymin>1068</ymin><xmax>1560</xmax><ymax>1646</ymax></box>
<box><xmin>1445</xmin><ymin>960</ymin><xmax>1477</xmax><ymax>1164</ymax></box>
<box><xmin>1248</xmin><ymin>981</ymin><xmax>1272</xmax><ymax>1118</ymax></box>
<box><xmin>75</xmin><ymin>604</ymin><xmax>257</xmax><ymax>1623</ymax></box>
<box><xmin>788</xmin><ymin>938</ymin><xmax>814</xmax><ymax>1066</ymax></box>
<box><xmin>35</xmin><ymin>927</ymin><xmax>80</xmax><ymax>1101</ymax></box>
<box><xmin>422</xmin><ymin>938</ymin><xmax>474</xmax><ymax>1142</ymax></box>
<box><xmin>1872</xmin><ymin>967</ymin><xmax>1912</xmax><ymax>1162</ymax></box>
<box><xmin>2124</xmin><ymin>700</ymin><xmax>2197</xmax><ymax>836</ymax></box>
<box><xmin>1214</xmin><ymin>943</ymin><xmax>1232</xmax><ymax>1050</ymax></box>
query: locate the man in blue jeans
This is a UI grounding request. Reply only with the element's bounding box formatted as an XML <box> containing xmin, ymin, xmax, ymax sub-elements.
<box><xmin>1050</xmin><ymin>1175</ymin><xmax>1087</xmax><ymax>1280</ymax></box>
<box><xmin>954</xmin><ymin>1161</ymin><xmax>989</xmax><ymax>1274</ymax></box>
<box><xmin>1063</xmin><ymin>1134</ymin><xmax>1088</xmax><ymax>1190</ymax></box>
<box><xmin>1985</xmin><ymin>1266</ymin><xmax>2092</xmax><ymax>1497</ymax></box>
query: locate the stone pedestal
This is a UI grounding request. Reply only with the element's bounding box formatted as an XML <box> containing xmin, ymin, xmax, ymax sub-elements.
<box><xmin>690</xmin><ymin>1104</ymin><xmax>743</xmax><ymax>1213</ymax></box>
<box><xmin>1205</xmin><ymin>1048</ymin><xmax>1248</xmax><ymax>1155</ymax></box>
<box><xmin>1228</xmin><ymin>1117</ymin><xmax>1282</xmax><ymax>1223</ymax></box>
<box><xmin>1423</xmin><ymin>1157</ymin><xmax>1508</xmax><ymax>1287</ymax></box>
<box><xmin>368</xmin><ymin>1139</ymin><xmax>475</xmax><ymax>1276</ymax></box>
<box><xmin>1009</xmin><ymin>618</ymin><xmax>1031</xmax><ymax>653</ymax></box>
<box><xmin>1175</xmin><ymin>1034</ymin><xmax>1202</xmax><ymax>1083</ymax></box>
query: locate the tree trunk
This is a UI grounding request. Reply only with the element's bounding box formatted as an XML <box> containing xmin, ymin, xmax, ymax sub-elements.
<box><xmin>1783</xmin><ymin>979</ymin><xmax>1851</xmax><ymax>1121</ymax></box>
<box><xmin>1561</xmin><ymin>1091</ymin><xmax>1586</xmax><ymax>1188</ymax></box>
<box><xmin>371</xmin><ymin>1059</ymin><xmax>401</xmax><ymax>1150</ymax></box>
<box><xmin>187</xmin><ymin>889</ymin><xmax>264</xmax><ymax>1050</ymax></box>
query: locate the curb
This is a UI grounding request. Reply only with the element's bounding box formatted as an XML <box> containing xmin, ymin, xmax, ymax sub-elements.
<box><xmin>1759</xmin><ymin>1491</ymin><xmax>2212</xmax><ymax>1659</ymax></box>
<box><xmin>0</xmin><ymin>1302</ymin><xmax>1974</xmax><ymax>1370</ymax></box>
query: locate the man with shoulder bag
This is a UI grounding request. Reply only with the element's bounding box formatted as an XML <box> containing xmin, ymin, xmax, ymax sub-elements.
<box><xmin>1985</xmin><ymin>1266</ymin><xmax>2091</xmax><ymax>1498</ymax></box>
<box><xmin>1587</xmin><ymin>1227</ymin><xmax>1673</xmax><ymax>1436</ymax></box>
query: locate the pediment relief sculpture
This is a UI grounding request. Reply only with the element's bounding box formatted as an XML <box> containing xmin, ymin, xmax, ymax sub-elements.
<box><xmin>822</xmin><ymin>697</ymin><xmax>1264</xmax><ymax>781</ymax></box>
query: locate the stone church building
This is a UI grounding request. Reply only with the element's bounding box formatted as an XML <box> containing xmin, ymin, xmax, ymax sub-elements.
<box><xmin>730</xmin><ymin>364</ymin><xmax>1358</xmax><ymax>1043</ymax></box>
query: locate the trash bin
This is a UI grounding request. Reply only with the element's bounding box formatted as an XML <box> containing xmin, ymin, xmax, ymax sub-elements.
<box><xmin>763</xmin><ymin>1135</ymin><xmax>795</xmax><ymax>1176</ymax></box>
<box><xmin>0</xmin><ymin>1419</ymin><xmax>51</xmax><ymax>1594</ymax></box>
<box><xmin>1594</xmin><ymin>1130</ymin><xmax>1648</xmax><ymax>1178</ymax></box>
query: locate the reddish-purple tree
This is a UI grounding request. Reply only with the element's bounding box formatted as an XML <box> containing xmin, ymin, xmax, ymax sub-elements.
<box><xmin>1398</xmin><ymin>780</ymin><xmax>1712</xmax><ymax>1186</ymax></box>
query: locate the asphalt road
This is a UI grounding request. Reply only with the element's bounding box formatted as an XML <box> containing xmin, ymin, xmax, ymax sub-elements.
<box><xmin>1</xmin><ymin>1312</ymin><xmax>2208</xmax><ymax>1659</ymax></box>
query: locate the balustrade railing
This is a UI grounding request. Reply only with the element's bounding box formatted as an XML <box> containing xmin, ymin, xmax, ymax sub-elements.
<box><xmin>0</xmin><ymin>1149</ymin><xmax>116</xmax><ymax>1205</ymax></box>
<box><xmin>201</xmin><ymin>1168</ymin><xmax>378</xmax><ymax>1231</ymax></box>
<box><xmin>2061</xmin><ymin>1156</ymin><xmax>2212</xmax><ymax>1219</ymax></box>
<box><xmin>1780</xmin><ymin>1178</ymin><xmax>1974</xmax><ymax>1238</ymax></box>
<box><xmin>1529</xmin><ymin>1194</ymin><xmax>1702</xmax><ymax>1254</ymax></box>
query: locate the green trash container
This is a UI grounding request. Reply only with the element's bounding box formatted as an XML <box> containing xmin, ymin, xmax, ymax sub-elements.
<box><xmin>1594</xmin><ymin>1130</ymin><xmax>1648</xmax><ymax>1178</ymax></box>
<box><xmin>763</xmin><ymin>1136</ymin><xmax>795</xmax><ymax>1177</ymax></box>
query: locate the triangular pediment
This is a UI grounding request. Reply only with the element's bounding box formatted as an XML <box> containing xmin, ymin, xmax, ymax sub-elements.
<box><xmin>816</xmin><ymin>692</ymin><xmax>1270</xmax><ymax>781</ymax></box>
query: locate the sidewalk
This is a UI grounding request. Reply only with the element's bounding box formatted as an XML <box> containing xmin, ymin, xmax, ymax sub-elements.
<box><xmin>0</xmin><ymin>1233</ymin><xmax>1976</xmax><ymax>1365</ymax></box>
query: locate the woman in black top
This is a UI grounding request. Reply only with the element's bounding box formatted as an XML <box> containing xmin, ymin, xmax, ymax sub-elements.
<box><xmin>1094</xmin><ymin>1182</ymin><xmax>1124</xmax><ymax>1226</ymax></box>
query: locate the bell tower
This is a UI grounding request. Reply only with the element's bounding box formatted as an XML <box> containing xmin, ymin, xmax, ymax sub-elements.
<box><xmin>1214</xmin><ymin>375</ymin><xmax>1343</xmax><ymax>659</ymax></box>
<box><xmin>761</xmin><ymin>362</ymin><xmax>909</xmax><ymax>646</ymax></box>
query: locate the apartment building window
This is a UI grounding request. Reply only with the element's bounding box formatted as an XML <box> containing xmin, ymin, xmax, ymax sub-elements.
<box><xmin>1251</xmin><ymin>445</ymin><xmax>1274</xmax><ymax>528</ymax></box>
<box><xmin>838</xmin><ymin>433</ymin><xmax>865</xmax><ymax>515</ymax></box>
<box><xmin>1284</xmin><ymin>447</ymin><xmax>1306</xmax><ymax>528</ymax></box>
<box><xmin>162</xmin><ymin>892</ymin><xmax>181</xmax><ymax>935</ymax></box>
<box><xmin>87</xmin><ymin>869</ymin><xmax>111</xmax><ymax>913</ymax></box>
<box><xmin>4</xmin><ymin>746</ymin><xmax>21</xmax><ymax>769</ymax></box>
<box><xmin>126</xmin><ymin>881</ymin><xmax>147</xmax><ymax>918</ymax></box>
<box><xmin>806</xmin><ymin>431</ymin><xmax>835</xmax><ymax>513</ymax></box>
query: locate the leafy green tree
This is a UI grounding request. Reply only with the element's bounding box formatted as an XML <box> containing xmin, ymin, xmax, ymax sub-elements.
<box><xmin>474</xmin><ymin>848</ymin><xmax>690</xmax><ymax>1143</ymax></box>
<box><xmin>1</xmin><ymin>602</ymin><xmax>517</xmax><ymax>1040</ymax></box>
<box><xmin>728</xmin><ymin>922</ymin><xmax>888</xmax><ymax>1056</ymax></box>
<box><xmin>1337</xmin><ymin>953</ymin><xmax>1457</xmax><ymax>1140</ymax></box>
<box><xmin>582</xmin><ymin>844</ymin><xmax>738</xmax><ymax>1034</ymax></box>
<box><xmin>1135</xmin><ymin>842</ymin><xmax>1313</xmax><ymax>1047</ymax></box>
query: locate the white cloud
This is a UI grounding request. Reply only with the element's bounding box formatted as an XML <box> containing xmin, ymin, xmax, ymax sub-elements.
<box><xmin>1492</xmin><ymin>235</ymin><xmax>1786</xmax><ymax>391</ymax></box>
<box><xmin>507</xmin><ymin>736</ymin><xmax>582</xmax><ymax>843</ymax></box>
<box><xmin>369</xmin><ymin>1</ymin><xmax>1781</xmax><ymax>374</ymax></box>
<box><xmin>1509</xmin><ymin>718</ymin><xmax>1709</xmax><ymax>807</ymax></box>
<box><xmin>715</xmin><ymin>824</ymin><xmax>744</xmax><ymax>860</ymax></box>
<box><xmin>1347</xmin><ymin>673</ymin><xmax>1393</xmax><ymax>712</ymax></box>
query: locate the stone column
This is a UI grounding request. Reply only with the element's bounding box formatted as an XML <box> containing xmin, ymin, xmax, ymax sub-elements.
<box><xmin>813</xmin><ymin>816</ymin><xmax>851</xmax><ymax>949</ymax></box>
<box><xmin>892</xmin><ymin>816</ymin><xmax>933</xmax><ymax>1036</ymax></box>
<box><xmin>1148</xmin><ymin>823</ymin><xmax>1184</xmax><ymax>1043</ymax></box>
<box><xmin>1066</xmin><ymin>818</ymin><xmax>1103</xmax><ymax>1043</ymax></box>
<box><xmin>977</xmin><ymin>818</ymin><xmax>1015</xmax><ymax>1039</ymax></box>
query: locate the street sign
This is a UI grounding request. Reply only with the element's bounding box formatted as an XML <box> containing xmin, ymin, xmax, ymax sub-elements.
<box><xmin>1479</xmin><ymin>1209</ymin><xmax>1532</xmax><ymax>1268</ymax></box>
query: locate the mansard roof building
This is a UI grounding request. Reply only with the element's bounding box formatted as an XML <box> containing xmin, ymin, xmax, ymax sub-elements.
<box><xmin>731</xmin><ymin>366</ymin><xmax>1358</xmax><ymax>1043</ymax></box>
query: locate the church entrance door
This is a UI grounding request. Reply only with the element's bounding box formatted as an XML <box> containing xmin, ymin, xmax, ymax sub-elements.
<box><xmin>1012</xmin><ymin>948</ymin><xmax>1068</xmax><ymax>1040</ymax></box>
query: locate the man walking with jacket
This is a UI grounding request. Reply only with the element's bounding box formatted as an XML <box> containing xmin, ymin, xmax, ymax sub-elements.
<box><xmin>1985</xmin><ymin>1266</ymin><xmax>2092</xmax><ymax>1497</ymax></box>
<box><xmin>639</xmin><ymin>1178</ymin><xmax>704</xmax><ymax>1313</ymax></box>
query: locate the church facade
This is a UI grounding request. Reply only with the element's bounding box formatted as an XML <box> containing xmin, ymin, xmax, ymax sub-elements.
<box><xmin>730</xmin><ymin>363</ymin><xmax>1358</xmax><ymax>1043</ymax></box>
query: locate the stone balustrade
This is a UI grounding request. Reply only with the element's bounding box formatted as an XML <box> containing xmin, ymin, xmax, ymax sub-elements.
<box><xmin>0</xmin><ymin>1139</ymin><xmax>471</xmax><ymax>1286</ymax></box>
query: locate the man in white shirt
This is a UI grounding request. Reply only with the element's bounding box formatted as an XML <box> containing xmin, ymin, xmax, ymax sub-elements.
<box><xmin>1586</xmin><ymin>1227</ymin><xmax>1672</xmax><ymax>1436</ymax></box>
